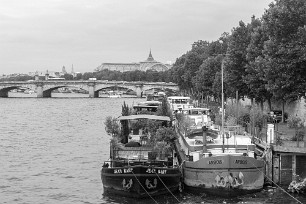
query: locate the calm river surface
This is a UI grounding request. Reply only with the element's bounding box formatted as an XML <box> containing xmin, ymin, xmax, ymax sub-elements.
<box><xmin>1</xmin><ymin>94</ymin><xmax>305</xmax><ymax>204</ymax></box>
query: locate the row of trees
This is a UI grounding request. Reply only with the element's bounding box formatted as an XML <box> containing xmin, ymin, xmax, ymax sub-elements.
<box><xmin>169</xmin><ymin>0</ymin><xmax>306</xmax><ymax>120</ymax></box>
<box><xmin>81</xmin><ymin>69</ymin><xmax>172</xmax><ymax>82</ymax></box>
<box><xmin>1</xmin><ymin>69</ymin><xmax>173</xmax><ymax>83</ymax></box>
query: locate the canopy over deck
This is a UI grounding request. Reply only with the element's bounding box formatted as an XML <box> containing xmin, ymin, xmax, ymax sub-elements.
<box><xmin>117</xmin><ymin>114</ymin><xmax>171</xmax><ymax>121</ymax></box>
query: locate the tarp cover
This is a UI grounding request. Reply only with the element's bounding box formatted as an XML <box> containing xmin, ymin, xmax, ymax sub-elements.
<box><xmin>117</xmin><ymin>114</ymin><xmax>170</xmax><ymax>121</ymax></box>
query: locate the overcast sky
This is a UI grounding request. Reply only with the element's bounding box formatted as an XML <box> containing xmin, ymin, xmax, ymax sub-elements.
<box><xmin>0</xmin><ymin>0</ymin><xmax>272</xmax><ymax>75</ymax></box>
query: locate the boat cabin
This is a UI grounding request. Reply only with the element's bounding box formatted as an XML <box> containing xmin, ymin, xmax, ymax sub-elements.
<box><xmin>133</xmin><ymin>101</ymin><xmax>161</xmax><ymax>113</ymax></box>
<box><xmin>180</xmin><ymin>125</ymin><xmax>255</xmax><ymax>162</ymax></box>
<box><xmin>113</xmin><ymin>114</ymin><xmax>175</xmax><ymax>166</ymax></box>
<box><xmin>146</xmin><ymin>92</ymin><xmax>166</xmax><ymax>102</ymax></box>
<box><xmin>167</xmin><ymin>96</ymin><xmax>193</xmax><ymax>111</ymax></box>
<box><xmin>176</xmin><ymin>108</ymin><xmax>213</xmax><ymax>135</ymax></box>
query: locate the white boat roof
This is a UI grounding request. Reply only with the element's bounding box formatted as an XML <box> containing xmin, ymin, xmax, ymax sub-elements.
<box><xmin>118</xmin><ymin>115</ymin><xmax>171</xmax><ymax>121</ymax></box>
<box><xmin>180</xmin><ymin>107</ymin><xmax>210</xmax><ymax>111</ymax></box>
<box><xmin>138</xmin><ymin>101</ymin><xmax>161</xmax><ymax>105</ymax></box>
<box><xmin>167</xmin><ymin>96</ymin><xmax>190</xmax><ymax>99</ymax></box>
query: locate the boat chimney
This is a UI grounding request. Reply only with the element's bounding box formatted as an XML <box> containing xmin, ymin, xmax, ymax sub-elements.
<box><xmin>202</xmin><ymin>126</ymin><xmax>208</xmax><ymax>153</ymax></box>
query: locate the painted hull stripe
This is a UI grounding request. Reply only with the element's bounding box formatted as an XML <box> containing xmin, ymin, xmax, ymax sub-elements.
<box><xmin>102</xmin><ymin>173</ymin><xmax>181</xmax><ymax>177</ymax></box>
<box><xmin>184</xmin><ymin>167</ymin><xmax>263</xmax><ymax>170</ymax></box>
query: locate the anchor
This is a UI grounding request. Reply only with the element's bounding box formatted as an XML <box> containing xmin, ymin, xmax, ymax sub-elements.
<box><xmin>145</xmin><ymin>178</ymin><xmax>157</xmax><ymax>189</ymax></box>
<box><xmin>122</xmin><ymin>178</ymin><xmax>133</xmax><ymax>190</ymax></box>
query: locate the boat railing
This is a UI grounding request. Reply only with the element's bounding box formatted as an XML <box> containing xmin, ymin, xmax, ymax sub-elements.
<box><xmin>175</xmin><ymin>123</ymin><xmax>255</xmax><ymax>156</ymax></box>
<box><xmin>103</xmin><ymin>157</ymin><xmax>174</xmax><ymax>168</ymax></box>
<box><xmin>223</xmin><ymin>125</ymin><xmax>245</xmax><ymax>135</ymax></box>
<box><xmin>114</xmin><ymin>148</ymin><xmax>171</xmax><ymax>160</ymax></box>
<box><xmin>128</xmin><ymin>134</ymin><xmax>150</xmax><ymax>146</ymax></box>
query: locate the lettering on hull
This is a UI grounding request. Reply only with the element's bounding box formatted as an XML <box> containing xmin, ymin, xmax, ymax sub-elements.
<box><xmin>114</xmin><ymin>168</ymin><xmax>133</xmax><ymax>174</ymax></box>
<box><xmin>235</xmin><ymin>160</ymin><xmax>247</xmax><ymax>165</ymax></box>
<box><xmin>208</xmin><ymin>160</ymin><xmax>223</xmax><ymax>165</ymax></box>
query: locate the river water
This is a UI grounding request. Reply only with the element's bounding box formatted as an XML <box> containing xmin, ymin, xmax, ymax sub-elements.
<box><xmin>1</xmin><ymin>94</ymin><xmax>305</xmax><ymax>204</ymax></box>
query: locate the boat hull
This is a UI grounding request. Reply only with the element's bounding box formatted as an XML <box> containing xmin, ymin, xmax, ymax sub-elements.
<box><xmin>183</xmin><ymin>155</ymin><xmax>264</xmax><ymax>197</ymax></box>
<box><xmin>101</xmin><ymin>165</ymin><xmax>181</xmax><ymax>198</ymax></box>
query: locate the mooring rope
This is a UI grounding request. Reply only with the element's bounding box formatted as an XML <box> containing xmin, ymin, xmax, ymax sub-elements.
<box><xmin>155</xmin><ymin>172</ymin><xmax>181</xmax><ymax>203</ymax></box>
<box><xmin>250</xmin><ymin>160</ymin><xmax>303</xmax><ymax>204</ymax></box>
<box><xmin>131</xmin><ymin>171</ymin><xmax>159</xmax><ymax>204</ymax></box>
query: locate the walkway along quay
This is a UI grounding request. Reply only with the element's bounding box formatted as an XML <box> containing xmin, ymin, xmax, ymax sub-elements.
<box><xmin>254</xmin><ymin>123</ymin><xmax>306</xmax><ymax>187</ymax></box>
<box><xmin>0</xmin><ymin>80</ymin><xmax>178</xmax><ymax>98</ymax></box>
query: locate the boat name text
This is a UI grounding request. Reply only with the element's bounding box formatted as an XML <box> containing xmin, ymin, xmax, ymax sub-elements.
<box><xmin>208</xmin><ymin>160</ymin><xmax>223</xmax><ymax>165</ymax></box>
<box><xmin>235</xmin><ymin>160</ymin><xmax>247</xmax><ymax>164</ymax></box>
<box><xmin>114</xmin><ymin>168</ymin><xmax>133</xmax><ymax>174</ymax></box>
<box><xmin>146</xmin><ymin>168</ymin><xmax>167</xmax><ymax>174</ymax></box>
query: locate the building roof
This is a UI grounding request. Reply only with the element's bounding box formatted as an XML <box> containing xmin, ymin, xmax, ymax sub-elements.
<box><xmin>144</xmin><ymin>49</ymin><xmax>157</xmax><ymax>62</ymax></box>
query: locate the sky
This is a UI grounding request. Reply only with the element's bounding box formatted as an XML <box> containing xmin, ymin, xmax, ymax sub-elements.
<box><xmin>0</xmin><ymin>0</ymin><xmax>272</xmax><ymax>75</ymax></box>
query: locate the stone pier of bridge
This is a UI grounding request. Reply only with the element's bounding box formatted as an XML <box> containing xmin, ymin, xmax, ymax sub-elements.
<box><xmin>0</xmin><ymin>89</ymin><xmax>8</xmax><ymax>97</ymax></box>
<box><xmin>88</xmin><ymin>82</ymin><xmax>99</xmax><ymax>98</ymax></box>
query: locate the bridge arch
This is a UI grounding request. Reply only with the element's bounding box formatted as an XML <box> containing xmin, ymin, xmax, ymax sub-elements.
<box><xmin>0</xmin><ymin>84</ymin><xmax>36</xmax><ymax>97</ymax></box>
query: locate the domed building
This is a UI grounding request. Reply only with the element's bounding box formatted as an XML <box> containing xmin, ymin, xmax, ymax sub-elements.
<box><xmin>95</xmin><ymin>50</ymin><xmax>172</xmax><ymax>72</ymax></box>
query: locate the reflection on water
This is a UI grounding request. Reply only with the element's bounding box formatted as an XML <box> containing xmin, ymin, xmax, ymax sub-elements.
<box><xmin>0</xmin><ymin>96</ymin><xmax>305</xmax><ymax>204</ymax></box>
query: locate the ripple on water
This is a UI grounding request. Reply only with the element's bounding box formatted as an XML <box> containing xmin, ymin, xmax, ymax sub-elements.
<box><xmin>7</xmin><ymin>177</ymin><xmax>23</xmax><ymax>181</ymax></box>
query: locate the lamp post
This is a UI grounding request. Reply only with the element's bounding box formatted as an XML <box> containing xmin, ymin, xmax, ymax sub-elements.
<box><xmin>219</xmin><ymin>40</ymin><xmax>226</xmax><ymax>153</ymax></box>
<box><xmin>221</xmin><ymin>58</ymin><xmax>225</xmax><ymax>153</ymax></box>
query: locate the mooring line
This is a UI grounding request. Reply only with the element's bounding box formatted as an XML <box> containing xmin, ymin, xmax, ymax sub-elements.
<box><xmin>155</xmin><ymin>172</ymin><xmax>181</xmax><ymax>203</ymax></box>
<box><xmin>250</xmin><ymin>160</ymin><xmax>303</xmax><ymax>204</ymax></box>
<box><xmin>131</xmin><ymin>171</ymin><xmax>159</xmax><ymax>204</ymax></box>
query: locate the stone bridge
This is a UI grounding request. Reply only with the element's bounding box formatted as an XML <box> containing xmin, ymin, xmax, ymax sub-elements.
<box><xmin>0</xmin><ymin>80</ymin><xmax>179</xmax><ymax>98</ymax></box>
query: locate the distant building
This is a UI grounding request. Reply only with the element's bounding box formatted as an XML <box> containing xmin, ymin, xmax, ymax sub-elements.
<box><xmin>95</xmin><ymin>50</ymin><xmax>172</xmax><ymax>72</ymax></box>
<box><xmin>62</xmin><ymin>66</ymin><xmax>67</xmax><ymax>74</ymax></box>
<box><xmin>28</xmin><ymin>71</ymin><xmax>62</xmax><ymax>78</ymax></box>
<box><xmin>28</xmin><ymin>64</ymin><xmax>75</xmax><ymax>78</ymax></box>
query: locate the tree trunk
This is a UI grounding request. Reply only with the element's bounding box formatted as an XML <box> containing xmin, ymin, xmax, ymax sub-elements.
<box><xmin>281</xmin><ymin>100</ymin><xmax>285</xmax><ymax>123</ymax></box>
<box><xmin>260</xmin><ymin>101</ymin><xmax>264</xmax><ymax>112</ymax></box>
<box><xmin>268</xmin><ymin>98</ymin><xmax>272</xmax><ymax>111</ymax></box>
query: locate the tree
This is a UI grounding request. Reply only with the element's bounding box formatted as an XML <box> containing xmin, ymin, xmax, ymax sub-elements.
<box><xmin>82</xmin><ymin>72</ymin><xmax>94</xmax><ymax>80</ymax></box>
<box><xmin>225</xmin><ymin>21</ymin><xmax>250</xmax><ymax>99</ymax></box>
<box><xmin>63</xmin><ymin>73</ymin><xmax>74</xmax><ymax>80</ymax></box>
<box><xmin>181</xmin><ymin>51</ymin><xmax>204</xmax><ymax>92</ymax></box>
<box><xmin>104</xmin><ymin>116</ymin><xmax>121</xmax><ymax>139</ymax></box>
<box><xmin>75</xmin><ymin>73</ymin><xmax>83</xmax><ymax>80</ymax></box>
<box><xmin>192</xmin><ymin>55</ymin><xmax>222</xmax><ymax>100</ymax></box>
<box><xmin>244</xmin><ymin>17</ymin><xmax>273</xmax><ymax>110</ymax></box>
<box><xmin>261</xmin><ymin>0</ymin><xmax>306</xmax><ymax>121</ymax></box>
<box><xmin>171</xmin><ymin>55</ymin><xmax>188</xmax><ymax>90</ymax></box>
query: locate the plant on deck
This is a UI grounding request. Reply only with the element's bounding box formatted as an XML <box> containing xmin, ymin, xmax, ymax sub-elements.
<box><xmin>287</xmin><ymin>115</ymin><xmax>305</xmax><ymax>142</ymax></box>
<box><xmin>153</xmin><ymin>126</ymin><xmax>177</xmax><ymax>158</ymax></box>
<box><xmin>104</xmin><ymin>116</ymin><xmax>123</xmax><ymax>149</ymax></box>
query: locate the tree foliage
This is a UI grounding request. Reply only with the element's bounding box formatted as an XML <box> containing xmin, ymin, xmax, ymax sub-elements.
<box><xmin>169</xmin><ymin>0</ymin><xmax>306</xmax><ymax>118</ymax></box>
<box><xmin>104</xmin><ymin>116</ymin><xmax>121</xmax><ymax>139</ymax></box>
<box><xmin>121</xmin><ymin>102</ymin><xmax>130</xmax><ymax>144</ymax></box>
